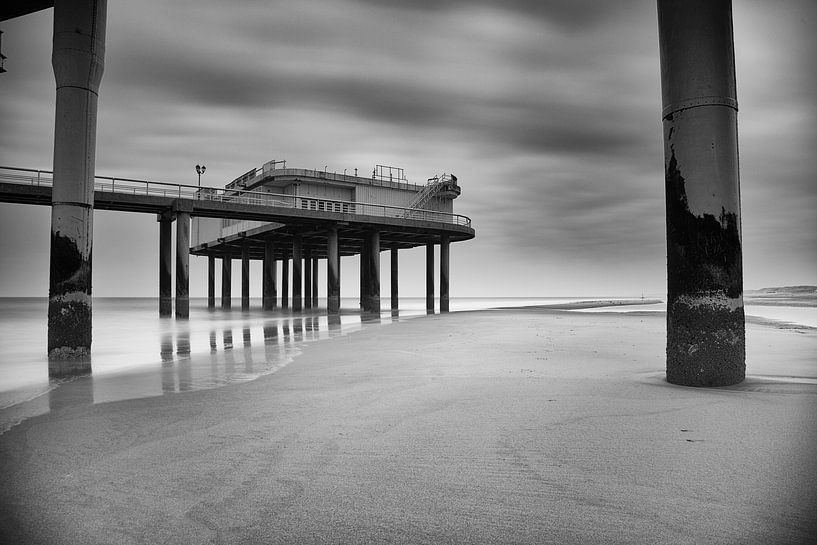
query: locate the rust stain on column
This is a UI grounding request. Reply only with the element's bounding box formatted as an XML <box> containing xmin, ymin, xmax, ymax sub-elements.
<box><xmin>48</xmin><ymin>0</ymin><xmax>106</xmax><ymax>367</ymax></box>
<box><xmin>658</xmin><ymin>0</ymin><xmax>744</xmax><ymax>386</ymax></box>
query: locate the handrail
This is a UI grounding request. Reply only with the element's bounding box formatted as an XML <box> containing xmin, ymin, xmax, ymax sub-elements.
<box><xmin>0</xmin><ymin>165</ymin><xmax>472</xmax><ymax>228</ymax></box>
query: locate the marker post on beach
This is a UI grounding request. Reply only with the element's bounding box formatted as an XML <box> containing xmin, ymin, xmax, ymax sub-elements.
<box><xmin>658</xmin><ymin>0</ymin><xmax>745</xmax><ymax>386</ymax></box>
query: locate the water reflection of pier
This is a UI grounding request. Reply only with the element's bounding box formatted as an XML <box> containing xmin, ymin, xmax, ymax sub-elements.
<box><xmin>0</xmin><ymin>311</ymin><xmax>394</xmax><ymax>434</ymax></box>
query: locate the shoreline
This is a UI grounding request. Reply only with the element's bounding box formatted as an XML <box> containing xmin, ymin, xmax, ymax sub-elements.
<box><xmin>1</xmin><ymin>308</ymin><xmax>815</xmax><ymax>543</ymax></box>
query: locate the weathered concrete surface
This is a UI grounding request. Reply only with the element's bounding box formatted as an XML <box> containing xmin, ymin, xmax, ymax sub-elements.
<box><xmin>658</xmin><ymin>0</ymin><xmax>744</xmax><ymax>386</ymax></box>
<box><xmin>47</xmin><ymin>0</ymin><xmax>106</xmax><ymax>364</ymax></box>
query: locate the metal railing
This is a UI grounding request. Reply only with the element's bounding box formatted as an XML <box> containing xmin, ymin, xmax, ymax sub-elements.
<box><xmin>0</xmin><ymin>165</ymin><xmax>472</xmax><ymax>227</ymax></box>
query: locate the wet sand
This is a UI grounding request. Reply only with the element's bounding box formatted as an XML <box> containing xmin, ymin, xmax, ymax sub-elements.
<box><xmin>1</xmin><ymin>309</ymin><xmax>815</xmax><ymax>544</ymax></box>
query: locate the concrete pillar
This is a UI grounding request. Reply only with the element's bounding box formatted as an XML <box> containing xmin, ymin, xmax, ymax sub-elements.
<box><xmin>360</xmin><ymin>239</ymin><xmax>369</xmax><ymax>310</ymax></box>
<box><xmin>312</xmin><ymin>258</ymin><xmax>319</xmax><ymax>307</ymax></box>
<box><xmin>364</xmin><ymin>232</ymin><xmax>380</xmax><ymax>313</ymax></box>
<box><xmin>327</xmin><ymin>227</ymin><xmax>340</xmax><ymax>313</ymax></box>
<box><xmin>241</xmin><ymin>243</ymin><xmax>250</xmax><ymax>310</ymax></box>
<box><xmin>221</xmin><ymin>256</ymin><xmax>232</xmax><ymax>308</ymax></box>
<box><xmin>440</xmin><ymin>234</ymin><xmax>450</xmax><ymax>313</ymax></box>
<box><xmin>158</xmin><ymin>216</ymin><xmax>172</xmax><ymax>316</ymax></box>
<box><xmin>207</xmin><ymin>255</ymin><xmax>215</xmax><ymax>309</ymax></box>
<box><xmin>426</xmin><ymin>243</ymin><xmax>435</xmax><ymax>313</ymax></box>
<box><xmin>281</xmin><ymin>256</ymin><xmax>289</xmax><ymax>309</ymax></box>
<box><xmin>47</xmin><ymin>0</ymin><xmax>107</xmax><ymax>363</ymax></box>
<box><xmin>304</xmin><ymin>247</ymin><xmax>313</xmax><ymax>309</ymax></box>
<box><xmin>658</xmin><ymin>0</ymin><xmax>744</xmax><ymax>386</ymax></box>
<box><xmin>292</xmin><ymin>237</ymin><xmax>303</xmax><ymax>311</ymax></box>
<box><xmin>175</xmin><ymin>211</ymin><xmax>190</xmax><ymax>319</ymax></box>
<box><xmin>263</xmin><ymin>239</ymin><xmax>276</xmax><ymax>310</ymax></box>
<box><xmin>390</xmin><ymin>247</ymin><xmax>399</xmax><ymax>311</ymax></box>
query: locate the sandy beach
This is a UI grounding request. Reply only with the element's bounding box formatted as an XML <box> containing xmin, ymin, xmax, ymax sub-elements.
<box><xmin>1</xmin><ymin>308</ymin><xmax>815</xmax><ymax>544</ymax></box>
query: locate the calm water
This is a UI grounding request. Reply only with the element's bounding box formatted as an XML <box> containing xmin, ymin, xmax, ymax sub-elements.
<box><xmin>1</xmin><ymin>295</ymin><xmax>814</xmax><ymax>434</ymax></box>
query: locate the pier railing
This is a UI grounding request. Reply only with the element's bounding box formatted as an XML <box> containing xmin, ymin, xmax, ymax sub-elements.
<box><xmin>0</xmin><ymin>166</ymin><xmax>472</xmax><ymax>227</ymax></box>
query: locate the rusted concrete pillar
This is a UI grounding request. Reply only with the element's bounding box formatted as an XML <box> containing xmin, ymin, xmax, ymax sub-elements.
<box><xmin>312</xmin><ymin>257</ymin><xmax>319</xmax><ymax>307</ymax></box>
<box><xmin>281</xmin><ymin>256</ymin><xmax>289</xmax><ymax>309</ymax></box>
<box><xmin>390</xmin><ymin>247</ymin><xmax>399</xmax><ymax>311</ymax></box>
<box><xmin>221</xmin><ymin>256</ymin><xmax>232</xmax><ymax>309</ymax></box>
<box><xmin>304</xmin><ymin>247</ymin><xmax>313</xmax><ymax>309</ymax></box>
<box><xmin>658</xmin><ymin>0</ymin><xmax>744</xmax><ymax>386</ymax></box>
<box><xmin>426</xmin><ymin>243</ymin><xmax>435</xmax><ymax>313</ymax></box>
<box><xmin>158</xmin><ymin>215</ymin><xmax>172</xmax><ymax>316</ymax></box>
<box><xmin>207</xmin><ymin>255</ymin><xmax>215</xmax><ymax>309</ymax></box>
<box><xmin>241</xmin><ymin>243</ymin><xmax>250</xmax><ymax>310</ymax></box>
<box><xmin>440</xmin><ymin>234</ymin><xmax>450</xmax><ymax>313</ymax></box>
<box><xmin>47</xmin><ymin>0</ymin><xmax>107</xmax><ymax>364</ymax></box>
<box><xmin>175</xmin><ymin>211</ymin><xmax>190</xmax><ymax>319</ymax></box>
<box><xmin>364</xmin><ymin>231</ymin><xmax>380</xmax><ymax>313</ymax></box>
<box><xmin>292</xmin><ymin>237</ymin><xmax>303</xmax><ymax>311</ymax></box>
<box><xmin>263</xmin><ymin>239</ymin><xmax>276</xmax><ymax>310</ymax></box>
<box><xmin>327</xmin><ymin>227</ymin><xmax>340</xmax><ymax>313</ymax></box>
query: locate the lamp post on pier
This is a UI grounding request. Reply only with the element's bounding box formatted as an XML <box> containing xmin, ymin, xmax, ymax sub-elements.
<box><xmin>195</xmin><ymin>164</ymin><xmax>206</xmax><ymax>190</ymax></box>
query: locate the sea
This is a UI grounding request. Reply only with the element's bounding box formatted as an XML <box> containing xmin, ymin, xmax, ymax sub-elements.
<box><xmin>1</xmin><ymin>294</ymin><xmax>814</xmax><ymax>434</ymax></box>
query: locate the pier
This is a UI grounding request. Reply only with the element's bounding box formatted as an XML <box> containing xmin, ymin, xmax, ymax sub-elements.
<box><xmin>0</xmin><ymin>164</ymin><xmax>474</xmax><ymax>323</ymax></box>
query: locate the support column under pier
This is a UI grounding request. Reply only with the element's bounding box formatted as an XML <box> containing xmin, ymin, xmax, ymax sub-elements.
<box><xmin>241</xmin><ymin>243</ymin><xmax>250</xmax><ymax>310</ymax></box>
<box><xmin>222</xmin><ymin>256</ymin><xmax>232</xmax><ymax>309</ymax></box>
<box><xmin>292</xmin><ymin>238</ymin><xmax>303</xmax><ymax>311</ymax></box>
<box><xmin>364</xmin><ymin>232</ymin><xmax>380</xmax><ymax>313</ymax></box>
<box><xmin>47</xmin><ymin>0</ymin><xmax>107</xmax><ymax>364</ymax></box>
<box><xmin>158</xmin><ymin>215</ymin><xmax>172</xmax><ymax>316</ymax></box>
<box><xmin>304</xmin><ymin>248</ymin><xmax>312</xmax><ymax>309</ymax></box>
<box><xmin>658</xmin><ymin>0</ymin><xmax>744</xmax><ymax>386</ymax></box>
<box><xmin>327</xmin><ymin>227</ymin><xmax>340</xmax><ymax>314</ymax></box>
<box><xmin>312</xmin><ymin>258</ymin><xmax>319</xmax><ymax>308</ymax></box>
<box><xmin>440</xmin><ymin>234</ymin><xmax>450</xmax><ymax>313</ymax></box>
<box><xmin>281</xmin><ymin>257</ymin><xmax>289</xmax><ymax>310</ymax></box>
<box><xmin>390</xmin><ymin>247</ymin><xmax>399</xmax><ymax>311</ymax></box>
<box><xmin>207</xmin><ymin>256</ymin><xmax>215</xmax><ymax>309</ymax></box>
<box><xmin>426</xmin><ymin>243</ymin><xmax>435</xmax><ymax>313</ymax></box>
<box><xmin>263</xmin><ymin>239</ymin><xmax>276</xmax><ymax>310</ymax></box>
<box><xmin>175</xmin><ymin>211</ymin><xmax>190</xmax><ymax>319</ymax></box>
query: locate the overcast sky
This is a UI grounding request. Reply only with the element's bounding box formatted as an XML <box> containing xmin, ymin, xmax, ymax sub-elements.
<box><xmin>1</xmin><ymin>0</ymin><xmax>815</xmax><ymax>298</ymax></box>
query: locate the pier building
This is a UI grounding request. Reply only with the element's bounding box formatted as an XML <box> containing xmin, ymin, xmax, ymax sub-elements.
<box><xmin>189</xmin><ymin>161</ymin><xmax>470</xmax><ymax>315</ymax></box>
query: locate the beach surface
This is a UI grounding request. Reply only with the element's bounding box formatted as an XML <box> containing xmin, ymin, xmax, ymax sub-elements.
<box><xmin>1</xmin><ymin>308</ymin><xmax>815</xmax><ymax>544</ymax></box>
